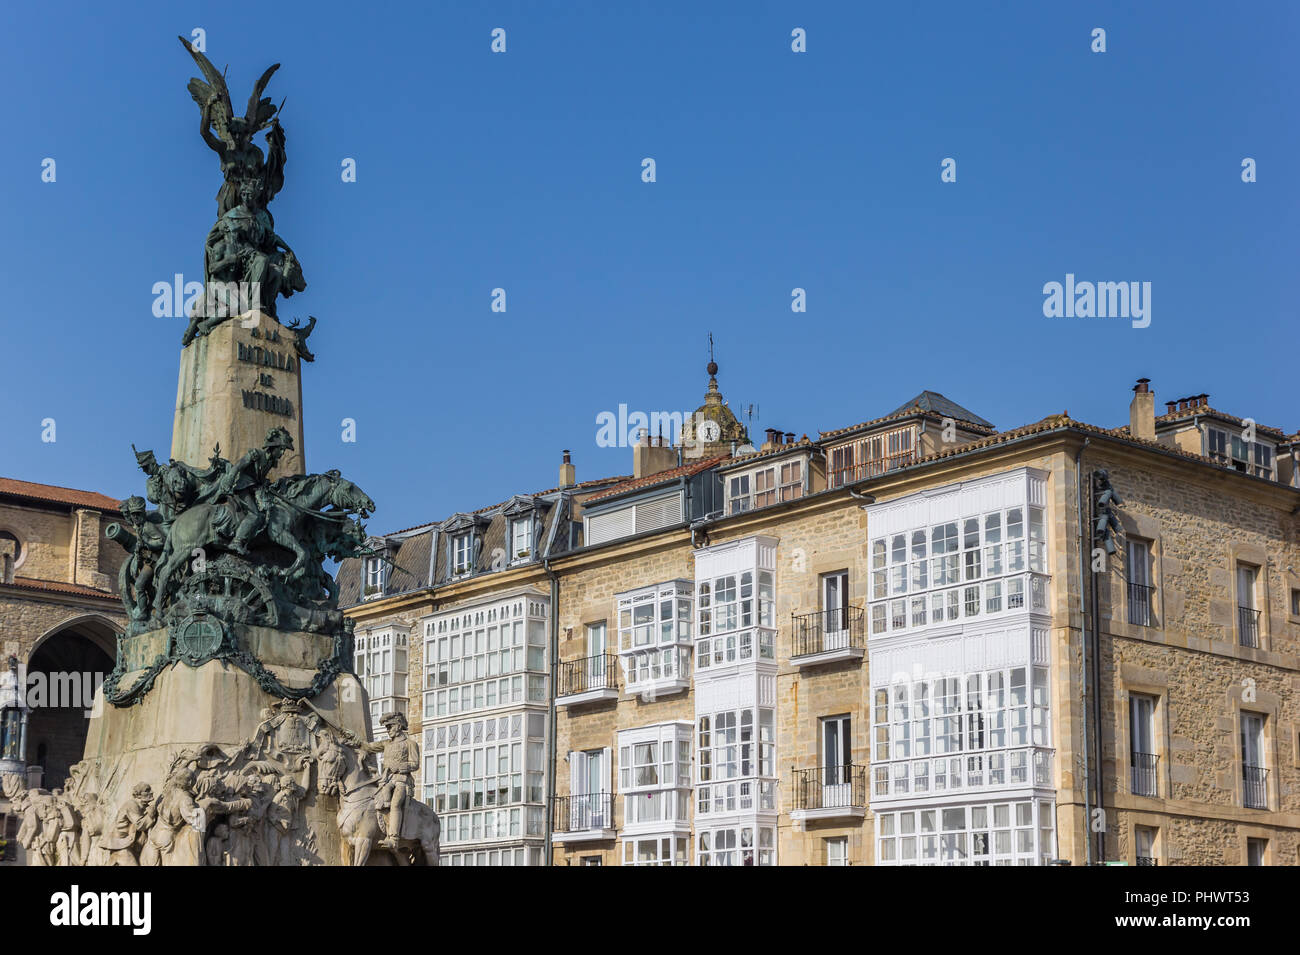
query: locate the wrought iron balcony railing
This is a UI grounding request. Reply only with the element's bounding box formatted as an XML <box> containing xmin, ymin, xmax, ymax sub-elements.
<box><xmin>1136</xmin><ymin>855</ymin><xmax>1157</xmax><ymax>866</ymax></box>
<box><xmin>556</xmin><ymin>653</ymin><xmax>618</xmax><ymax>698</ymax></box>
<box><xmin>1238</xmin><ymin>606</ymin><xmax>1261</xmax><ymax>649</ymax></box>
<box><xmin>1130</xmin><ymin>751</ymin><xmax>1158</xmax><ymax>797</ymax></box>
<box><xmin>1127</xmin><ymin>582</ymin><xmax>1154</xmax><ymax>626</ymax></box>
<box><xmin>1242</xmin><ymin>765</ymin><xmax>1268</xmax><ymax>809</ymax></box>
<box><xmin>791</xmin><ymin>764</ymin><xmax>867</xmax><ymax>812</ymax></box>
<box><xmin>791</xmin><ymin>607</ymin><xmax>865</xmax><ymax>658</ymax></box>
<box><xmin>551</xmin><ymin>792</ymin><xmax>615</xmax><ymax>833</ymax></box>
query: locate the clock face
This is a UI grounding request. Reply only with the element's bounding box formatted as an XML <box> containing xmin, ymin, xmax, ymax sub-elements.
<box><xmin>699</xmin><ymin>419</ymin><xmax>721</xmax><ymax>443</ymax></box>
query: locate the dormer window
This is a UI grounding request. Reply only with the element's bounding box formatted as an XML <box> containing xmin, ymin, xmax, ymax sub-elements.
<box><xmin>1207</xmin><ymin>427</ymin><xmax>1275</xmax><ymax>479</ymax></box>
<box><xmin>511</xmin><ymin>518</ymin><xmax>533</xmax><ymax>562</ymax></box>
<box><xmin>364</xmin><ymin>555</ymin><xmax>387</xmax><ymax>599</ymax></box>
<box><xmin>725</xmin><ymin>460</ymin><xmax>805</xmax><ymax>515</ymax></box>
<box><xmin>452</xmin><ymin>533</ymin><xmax>473</xmax><ymax>576</ymax></box>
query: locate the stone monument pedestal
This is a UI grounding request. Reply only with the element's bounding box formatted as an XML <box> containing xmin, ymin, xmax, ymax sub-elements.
<box><xmin>172</xmin><ymin>311</ymin><xmax>306</xmax><ymax>480</ymax></box>
<box><xmin>75</xmin><ymin>626</ymin><xmax>377</xmax><ymax>866</ymax></box>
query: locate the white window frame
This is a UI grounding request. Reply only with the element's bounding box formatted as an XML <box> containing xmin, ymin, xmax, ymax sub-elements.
<box><xmin>618</xmin><ymin>722</ymin><xmax>692</xmax><ymax>833</ymax></box>
<box><xmin>868</xmin><ymin>504</ymin><xmax>1047</xmax><ymax>637</ymax></box>
<box><xmin>615</xmin><ymin>580</ymin><xmax>694</xmax><ymax>694</ymax></box>
<box><xmin>510</xmin><ymin>518</ymin><xmax>533</xmax><ymax>562</ymax></box>
<box><xmin>364</xmin><ymin>556</ymin><xmax>386</xmax><ymax>598</ymax></box>
<box><xmin>452</xmin><ymin>533</ymin><xmax>473</xmax><ymax>576</ymax></box>
<box><xmin>871</xmin><ymin>665</ymin><xmax>1051</xmax><ymax>800</ymax></box>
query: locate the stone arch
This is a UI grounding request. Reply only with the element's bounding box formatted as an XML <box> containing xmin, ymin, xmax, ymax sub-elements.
<box><xmin>24</xmin><ymin>615</ymin><xmax>120</xmax><ymax>789</ymax></box>
<box><xmin>31</xmin><ymin>613</ymin><xmax>121</xmax><ymax>661</ymax></box>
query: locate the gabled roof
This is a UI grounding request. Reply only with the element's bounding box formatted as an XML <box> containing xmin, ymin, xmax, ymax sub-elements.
<box><xmin>0</xmin><ymin>477</ymin><xmax>121</xmax><ymax>513</ymax></box>
<box><xmin>583</xmin><ymin>455</ymin><xmax>729</xmax><ymax>505</ymax></box>
<box><xmin>886</xmin><ymin>391</ymin><xmax>994</xmax><ymax>430</ymax></box>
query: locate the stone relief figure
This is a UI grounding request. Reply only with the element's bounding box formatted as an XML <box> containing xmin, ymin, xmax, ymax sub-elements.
<box><xmin>49</xmin><ymin>788</ymin><xmax>80</xmax><ymax>866</ymax></box>
<box><xmin>13</xmin><ymin>789</ymin><xmax>46</xmax><ymax>865</ymax></box>
<box><xmin>267</xmin><ymin>774</ymin><xmax>306</xmax><ymax>866</ymax></box>
<box><xmin>225</xmin><ymin>770</ymin><xmax>272</xmax><ymax>866</ymax></box>
<box><xmin>313</xmin><ymin>725</ymin><xmax>348</xmax><ymax>798</ymax></box>
<box><xmin>100</xmin><ymin>783</ymin><xmax>156</xmax><ymax>866</ymax></box>
<box><xmin>349</xmin><ymin>712</ymin><xmax>419</xmax><ymax>851</ymax></box>
<box><xmin>205</xmin><ymin>821</ymin><xmax>231</xmax><ymax>866</ymax></box>
<box><xmin>140</xmin><ymin>767</ymin><xmax>211</xmax><ymax>866</ymax></box>
<box><xmin>41</xmin><ymin>708</ymin><xmax>441</xmax><ymax>866</ymax></box>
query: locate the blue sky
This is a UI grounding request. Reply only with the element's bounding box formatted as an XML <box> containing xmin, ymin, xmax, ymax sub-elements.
<box><xmin>1</xmin><ymin>1</ymin><xmax>1295</xmax><ymax>535</ymax></box>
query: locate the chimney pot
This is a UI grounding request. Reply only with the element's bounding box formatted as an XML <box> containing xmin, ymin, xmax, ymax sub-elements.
<box><xmin>784</xmin><ymin>432</ymin><xmax>795</xmax><ymax>444</ymax></box>
<box><xmin>1133</xmin><ymin>378</ymin><xmax>1150</xmax><ymax>393</ymax></box>
<box><xmin>1165</xmin><ymin>401</ymin><xmax>1177</xmax><ymax>414</ymax></box>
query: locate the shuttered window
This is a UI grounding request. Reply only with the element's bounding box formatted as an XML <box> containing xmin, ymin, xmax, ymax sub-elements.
<box><xmin>586</xmin><ymin>493</ymin><xmax>682</xmax><ymax>545</ymax></box>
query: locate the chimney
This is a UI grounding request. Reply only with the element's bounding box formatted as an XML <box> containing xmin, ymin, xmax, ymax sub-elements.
<box><xmin>1129</xmin><ymin>378</ymin><xmax>1155</xmax><ymax>442</ymax></box>
<box><xmin>1165</xmin><ymin>401</ymin><xmax>1177</xmax><ymax>415</ymax></box>
<box><xmin>558</xmin><ymin>449</ymin><xmax>575</xmax><ymax>488</ymax></box>
<box><xmin>634</xmin><ymin>430</ymin><xmax>678</xmax><ymax>479</ymax></box>
<box><xmin>784</xmin><ymin>432</ymin><xmax>795</xmax><ymax>445</ymax></box>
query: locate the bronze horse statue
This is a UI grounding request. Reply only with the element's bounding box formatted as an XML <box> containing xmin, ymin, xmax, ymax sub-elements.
<box><xmin>150</xmin><ymin>470</ymin><xmax>374</xmax><ymax>620</ymax></box>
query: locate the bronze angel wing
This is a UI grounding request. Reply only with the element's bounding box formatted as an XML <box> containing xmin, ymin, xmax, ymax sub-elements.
<box><xmin>244</xmin><ymin>62</ymin><xmax>281</xmax><ymax>133</ymax></box>
<box><xmin>178</xmin><ymin>35</ymin><xmax>234</xmax><ymax>146</ymax></box>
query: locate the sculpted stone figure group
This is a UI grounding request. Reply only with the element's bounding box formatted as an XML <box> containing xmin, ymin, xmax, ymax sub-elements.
<box><xmin>2</xmin><ymin>708</ymin><xmax>439</xmax><ymax>866</ymax></box>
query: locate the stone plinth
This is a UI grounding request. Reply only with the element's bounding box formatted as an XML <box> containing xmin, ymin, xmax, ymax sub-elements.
<box><xmin>172</xmin><ymin>311</ymin><xmax>305</xmax><ymax>479</ymax></box>
<box><xmin>79</xmin><ymin>627</ymin><xmax>370</xmax><ymax>866</ymax></box>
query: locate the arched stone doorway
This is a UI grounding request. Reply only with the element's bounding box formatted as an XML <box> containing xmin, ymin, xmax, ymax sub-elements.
<box><xmin>24</xmin><ymin>616</ymin><xmax>117</xmax><ymax>790</ymax></box>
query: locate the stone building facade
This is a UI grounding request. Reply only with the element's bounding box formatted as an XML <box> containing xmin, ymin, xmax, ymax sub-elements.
<box><xmin>0</xmin><ymin>478</ymin><xmax>128</xmax><ymax>864</ymax></box>
<box><xmin>343</xmin><ymin>372</ymin><xmax>1299</xmax><ymax>866</ymax></box>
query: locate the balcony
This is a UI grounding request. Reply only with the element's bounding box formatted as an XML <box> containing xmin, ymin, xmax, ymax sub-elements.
<box><xmin>790</xmin><ymin>607</ymin><xmax>865</xmax><ymax>667</ymax></box>
<box><xmin>556</xmin><ymin>653</ymin><xmax>619</xmax><ymax>706</ymax></box>
<box><xmin>622</xmin><ymin>647</ymin><xmax>692</xmax><ymax>699</ymax></box>
<box><xmin>791</xmin><ymin>764</ymin><xmax>867</xmax><ymax>824</ymax></box>
<box><xmin>1243</xmin><ymin>765</ymin><xmax>1268</xmax><ymax>810</ymax></box>
<box><xmin>1130</xmin><ymin>752</ymin><xmax>1158</xmax><ymax>797</ymax></box>
<box><xmin>830</xmin><ymin>452</ymin><xmax>916</xmax><ymax>488</ymax></box>
<box><xmin>1136</xmin><ymin>855</ymin><xmax>1157</xmax><ymax>866</ymax></box>
<box><xmin>551</xmin><ymin>793</ymin><xmax>616</xmax><ymax>843</ymax></box>
<box><xmin>1127</xmin><ymin>582</ymin><xmax>1154</xmax><ymax>627</ymax></box>
<box><xmin>1238</xmin><ymin>606</ymin><xmax>1261</xmax><ymax>649</ymax></box>
<box><xmin>873</xmin><ymin>748</ymin><xmax>1054</xmax><ymax>800</ymax></box>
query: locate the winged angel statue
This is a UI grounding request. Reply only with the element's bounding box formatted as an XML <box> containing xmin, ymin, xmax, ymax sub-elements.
<box><xmin>179</xmin><ymin>37</ymin><xmax>305</xmax><ymax>337</ymax></box>
<box><xmin>180</xmin><ymin>35</ymin><xmax>286</xmax><ymax>218</ymax></box>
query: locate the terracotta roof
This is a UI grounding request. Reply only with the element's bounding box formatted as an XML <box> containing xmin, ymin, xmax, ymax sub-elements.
<box><xmin>7</xmin><ymin>576</ymin><xmax>117</xmax><ymax>600</ymax></box>
<box><xmin>0</xmin><ymin>477</ymin><xmax>121</xmax><ymax>513</ymax></box>
<box><xmin>583</xmin><ymin>456</ymin><xmax>729</xmax><ymax>504</ymax></box>
<box><xmin>866</xmin><ymin>410</ymin><xmax>1299</xmax><ymax>486</ymax></box>
<box><xmin>1155</xmin><ymin>405</ymin><xmax>1287</xmax><ymax>438</ymax></box>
